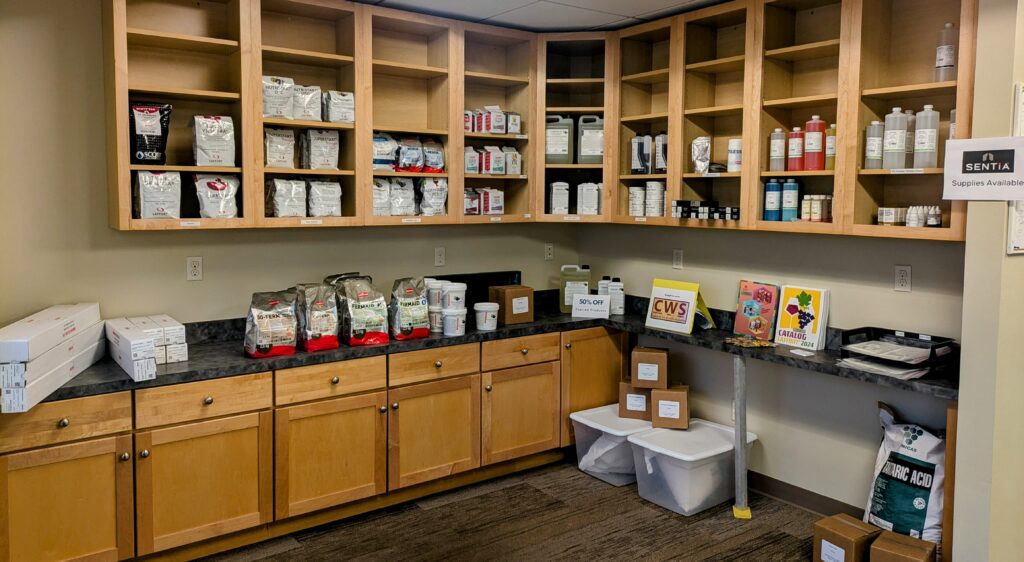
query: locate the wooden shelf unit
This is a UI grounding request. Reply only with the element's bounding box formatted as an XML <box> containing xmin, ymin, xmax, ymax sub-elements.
<box><xmin>102</xmin><ymin>0</ymin><xmax>978</xmax><ymax>240</ymax></box>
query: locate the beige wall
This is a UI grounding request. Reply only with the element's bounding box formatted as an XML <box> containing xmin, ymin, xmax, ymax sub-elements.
<box><xmin>0</xmin><ymin>0</ymin><xmax>577</xmax><ymax>326</ymax></box>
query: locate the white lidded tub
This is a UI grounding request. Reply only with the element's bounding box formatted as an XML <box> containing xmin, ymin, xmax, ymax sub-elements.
<box><xmin>569</xmin><ymin>404</ymin><xmax>652</xmax><ymax>486</ymax></box>
<box><xmin>627</xmin><ymin>419</ymin><xmax>758</xmax><ymax>515</ymax></box>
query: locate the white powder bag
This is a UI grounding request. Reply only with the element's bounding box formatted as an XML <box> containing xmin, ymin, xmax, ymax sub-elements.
<box><xmin>292</xmin><ymin>85</ymin><xmax>322</xmax><ymax>121</ymax></box>
<box><xmin>389</xmin><ymin>178</ymin><xmax>416</xmax><ymax>216</ymax></box>
<box><xmin>262</xmin><ymin>76</ymin><xmax>294</xmax><ymax>119</ymax></box>
<box><xmin>264</xmin><ymin>128</ymin><xmax>295</xmax><ymax>168</ymax></box>
<box><xmin>194</xmin><ymin>174</ymin><xmax>239</xmax><ymax>218</ymax></box>
<box><xmin>307</xmin><ymin>180</ymin><xmax>342</xmax><ymax>217</ymax></box>
<box><xmin>323</xmin><ymin>91</ymin><xmax>354</xmax><ymax>123</ymax></box>
<box><xmin>300</xmin><ymin>129</ymin><xmax>339</xmax><ymax>170</ymax></box>
<box><xmin>422</xmin><ymin>139</ymin><xmax>445</xmax><ymax>173</ymax></box>
<box><xmin>267</xmin><ymin>178</ymin><xmax>306</xmax><ymax>218</ymax></box>
<box><xmin>193</xmin><ymin>116</ymin><xmax>235</xmax><ymax>166</ymax></box>
<box><xmin>134</xmin><ymin>171</ymin><xmax>181</xmax><ymax>219</ymax></box>
<box><xmin>373</xmin><ymin>132</ymin><xmax>398</xmax><ymax>170</ymax></box>
<box><xmin>372</xmin><ymin>178</ymin><xmax>391</xmax><ymax>216</ymax></box>
<box><xmin>418</xmin><ymin>178</ymin><xmax>448</xmax><ymax>216</ymax></box>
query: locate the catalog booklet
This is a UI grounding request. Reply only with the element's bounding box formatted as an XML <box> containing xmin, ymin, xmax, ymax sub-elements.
<box><xmin>774</xmin><ymin>286</ymin><xmax>829</xmax><ymax>350</ymax></box>
<box><xmin>646</xmin><ymin>279</ymin><xmax>715</xmax><ymax>335</ymax></box>
<box><xmin>733</xmin><ymin>280</ymin><xmax>780</xmax><ymax>341</ymax></box>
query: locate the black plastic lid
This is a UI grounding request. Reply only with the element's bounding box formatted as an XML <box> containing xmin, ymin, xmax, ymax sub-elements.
<box><xmin>601</xmin><ymin>275</ymin><xmax>611</xmax><ymax>280</ymax></box>
<box><xmin>612</xmin><ymin>277</ymin><xmax>621</xmax><ymax>282</ymax></box>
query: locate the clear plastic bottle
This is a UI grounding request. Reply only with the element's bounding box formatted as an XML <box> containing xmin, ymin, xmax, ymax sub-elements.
<box><xmin>782</xmin><ymin>178</ymin><xmax>800</xmax><ymax>221</ymax></box>
<box><xmin>787</xmin><ymin>127</ymin><xmax>805</xmax><ymax>171</ymax></box>
<box><xmin>865</xmin><ymin>121</ymin><xmax>883</xmax><ymax>169</ymax></box>
<box><xmin>608</xmin><ymin>278</ymin><xmax>625</xmax><ymax>315</ymax></box>
<box><xmin>935</xmin><ymin>23</ymin><xmax>957</xmax><ymax>82</ymax></box>
<box><xmin>764</xmin><ymin>178</ymin><xmax>782</xmax><ymax>221</ymax></box>
<box><xmin>559</xmin><ymin>265</ymin><xmax>590</xmax><ymax>313</ymax></box>
<box><xmin>949</xmin><ymin>108</ymin><xmax>958</xmax><ymax>140</ymax></box>
<box><xmin>598</xmin><ymin>275</ymin><xmax>611</xmax><ymax>295</ymax></box>
<box><xmin>914</xmin><ymin>105</ymin><xmax>940</xmax><ymax>168</ymax></box>
<box><xmin>883</xmin><ymin>107</ymin><xmax>908</xmax><ymax>170</ymax></box>
<box><xmin>804</xmin><ymin>115</ymin><xmax>826</xmax><ymax>171</ymax></box>
<box><xmin>904</xmin><ymin>109</ymin><xmax>916</xmax><ymax>168</ymax></box>
<box><xmin>769</xmin><ymin>128</ymin><xmax>786</xmax><ymax>171</ymax></box>
<box><xmin>825</xmin><ymin>123</ymin><xmax>837</xmax><ymax>170</ymax></box>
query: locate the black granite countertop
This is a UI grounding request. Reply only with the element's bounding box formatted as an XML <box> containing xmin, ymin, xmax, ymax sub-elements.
<box><xmin>48</xmin><ymin>297</ymin><xmax>959</xmax><ymax>402</ymax></box>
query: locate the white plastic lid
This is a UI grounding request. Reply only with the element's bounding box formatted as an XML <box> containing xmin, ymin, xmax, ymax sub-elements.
<box><xmin>792</xmin><ymin>127</ymin><xmax>801</xmax><ymax>131</ymax></box>
<box><xmin>442</xmin><ymin>308</ymin><xmax>467</xmax><ymax>317</ymax></box>
<box><xmin>569</xmin><ymin>404</ymin><xmax>652</xmax><ymax>436</ymax></box>
<box><xmin>429</xmin><ymin>280</ymin><xmax>448</xmax><ymax>288</ymax></box>
<box><xmin>892</xmin><ymin>106</ymin><xmax>902</xmax><ymax>113</ymax></box>
<box><xmin>871</xmin><ymin>120</ymin><xmax>881</xmax><ymax>125</ymax></box>
<box><xmin>626</xmin><ymin>419</ymin><xmax>758</xmax><ymax>462</ymax></box>
<box><xmin>428</xmin><ymin>305</ymin><xmax>443</xmax><ymax>312</ymax></box>
<box><xmin>945</xmin><ymin>22</ymin><xmax>953</xmax><ymax>28</ymax></box>
<box><xmin>773</xmin><ymin>127</ymin><xmax>783</xmax><ymax>133</ymax></box>
<box><xmin>924</xmin><ymin>104</ymin><xmax>934</xmax><ymax>110</ymax></box>
<box><xmin>442</xmin><ymin>282</ymin><xmax>467</xmax><ymax>290</ymax></box>
<box><xmin>811</xmin><ymin>114</ymin><xmax>820</xmax><ymax>120</ymax></box>
<box><xmin>474</xmin><ymin>302</ymin><xmax>499</xmax><ymax>311</ymax></box>
<box><xmin>830</xmin><ymin>123</ymin><xmax>836</xmax><ymax>127</ymax></box>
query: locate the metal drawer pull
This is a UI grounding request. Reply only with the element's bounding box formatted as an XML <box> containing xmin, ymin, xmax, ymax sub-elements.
<box><xmin>203</xmin><ymin>396</ymin><xmax>214</xmax><ymax>406</ymax></box>
<box><xmin>139</xmin><ymin>449</ymin><xmax>150</xmax><ymax>459</ymax></box>
<box><xmin>119</xmin><ymin>452</ymin><xmax>131</xmax><ymax>462</ymax></box>
<box><xmin>485</xmin><ymin>385</ymin><xmax>492</xmax><ymax>392</ymax></box>
<box><xmin>520</xmin><ymin>348</ymin><xmax>529</xmax><ymax>355</ymax></box>
<box><xmin>56</xmin><ymin>418</ymin><xmax>70</xmax><ymax>429</ymax></box>
<box><xmin>565</xmin><ymin>343</ymin><xmax>572</xmax><ymax>349</ymax></box>
<box><xmin>379</xmin><ymin>406</ymin><xmax>387</xmax><ymax>413</ymax></box>
<box><xmin>434</xmin><ymin>360</ymin><xmax>443</xmax><ymax>368</ymax></box>
<box><xmin>331</xmin><ymin>376</ymin><xmax>340</xmax><ymax>385</ymax></box>
<box><xmin>392</xmin><ymin>403</ymin><xmax>399</xmax><ymax>410</ymax></box>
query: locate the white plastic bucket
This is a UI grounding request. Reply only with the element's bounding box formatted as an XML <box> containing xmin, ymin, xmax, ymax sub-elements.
<box><xmin>569</xmin><ymin>404</ymin><xmax>652</xmax><ymax>486</ymax></box>
<box><xmin>474</xmin><ymin>302</ymin><xmax>499</xmax><ymax>331</ymax></box>
<box><xmin>441</xmin><ymin>283</ymin><xmax>467</xmax><ymax>309</ymax></box>
<box><xmin>442</xmin><ymin>308</ymin><xmax>467</xmax><ymax>336</ymax></box>
<box><xmin>427</xmin><ymin>281</ymin><xmax>446</xmax><ymax>307</ymax></box>
<box><xmin>428</xmin><ymin>305</ymin><xmax>443</xmax><ymax>333</ymax></box>
<box><xmin>627</xmin><ymin>420</ymin><xmax>758</xmax><ymax>516</ymax></box>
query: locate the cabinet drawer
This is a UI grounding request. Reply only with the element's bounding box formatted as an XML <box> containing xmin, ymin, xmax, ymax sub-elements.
<box><xmin>0</xmin><ymin>392</ymin><xmax>132</xmax><ymax>454</ymax></box>
<box><xmin>388</xmin><ymin>343</ymin><xmax>480</xmax><ymax>387</ymax></box>
<box><xmin>275</xmin><ymin>356</ymin><xmax>386</xmax><ymax>406</ymax></box>
<box><xmin>135</xmin><ymin>372</ymin><xmax>273</xmax><ymax>429</ymax></box>
<box><xmin>481</xmin><ymin>333</ymin><xmax>561</xmax><ymax>371</ymax></box>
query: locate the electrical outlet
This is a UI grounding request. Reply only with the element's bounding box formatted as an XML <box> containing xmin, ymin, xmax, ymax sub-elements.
<box><xmin>434</xmin><ymin>246</ymin><xmax>446</xmax><ymax>267</ymax></box>
<box><xmin>544</xmin><ymin>243</ymin><xmax>554</xmax><ymax>261</ymax></box>
<box><xmin>894</xmin><ymin>265</ymin><xmax>912</xmax><ymax>292</ymax></box>
<box><xmin>186</xmin><ymin>257</ymin><xmax>203</xmax><ymax>281</ymax></box>
<box><xmin>672</xmin><ymin>249</ymin><xmax>684</xmax><ymax>270</ymax></box>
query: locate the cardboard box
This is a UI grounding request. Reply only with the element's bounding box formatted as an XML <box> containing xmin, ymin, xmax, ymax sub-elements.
<box><xmin>464</xmin><ymin>146</ymin><xmax>480</xmax><ymax>173</ymax></box>
<box><xmin>631</xmin><ymin>346</ymin><xmax>669</xmax><ymax>389</ymax></box>
<box><xmin>651</xmin><ymin>386</ymin><xmax>689</xmax><ymax>429</ymax></box>
<box><xmin>128</xmin><ymin>316</ymin><xmax>165</xmax><ymax>347</ymax></box>
<box><xmin>166</xmin><ymin>343</ymin><xmax>189</xmax><ymax>363</ymax></box>
<box><xmin>0</xmin><ymin>303</ymin><xmax>101</xmax><ymax>363</ymax></box>
<box><xmin>482</xmin><ymin>146</ymin><xmax>506</xmax><ymax>175</ymax></box>
<box><xmin>488</xmin><ymin>285</ymin><xmax>534</xmax><ymax>325</ymax></box>
<box><xmin>0</xmin><ymin>321</ymin><xmax>105</xmax><ymax>388</ymax></box>
<box><xmin>105</xmin><ymin>318</ymin><xmax>157</xmax><ymax>382</ymax></box>
<box><xmin>502</xmin><ymin>147</ymin><xmax>522</xmax><ymax>175</ymax></box>
<box><xmin>2</xmin><ymin>339</ymin><xmax>106</xmax><ymax>413</ymax></box>
<box><xmin>869</xmin><ymin>531</ymin><xmax>937</xmax><ymax>562</ymax></box>
<box><xmin>619</xmin><ymin>382</ymin><xmax>652</xmax><ymax>420</ymax></box>
<box><xmin>479</xmin><ymin>188</ymin><xmax>505</xmax><ymax>215</ymax></box>
<box><xmin>506</xmin><ymin>112</ymin><xmax>522</xmax><ymax>134</ymax></box>
<box><xmin>150</xmin><ymin>314</ymin><xmax>186</xmax><ymax>345</ymax></box>
<box><xmin>812</xmin><ymin>514</ymin><xmax>881</xmax><ymax>562</ymax></box>
<box><xmin>154</xmin><ymin>346</ymin><xmax>167</xmax><ymax>365</ymax></box>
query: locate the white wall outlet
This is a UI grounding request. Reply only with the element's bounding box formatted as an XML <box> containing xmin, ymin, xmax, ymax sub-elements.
<box><xmin>672</xmin><ymin>249</ymin><xmax>684</xmax><ymax>270</ymax></box>
<box><xmin>186</xmin><ymin>257</ymin><xmax>203</xmax><ymax>281</ymax></box>
<box><xmin>434</xmin><ymin>247</ymin><xmax>446</xmax><ymax>267</ymax></box>
<box><xmin>894</xmin><ymin>265</ymin><xmax>912</xmax><ymax>292</ymax></box>
<box><xmin>544</xmin><ymin>243</ymin><xmax>554</xmax><ymax>261</ymax></box>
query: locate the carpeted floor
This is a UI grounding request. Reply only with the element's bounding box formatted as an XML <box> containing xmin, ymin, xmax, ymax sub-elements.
<box><xmin>203</xmin><ymin>461</ymin><xmax>818</xmax><ymax>561</ymax></box>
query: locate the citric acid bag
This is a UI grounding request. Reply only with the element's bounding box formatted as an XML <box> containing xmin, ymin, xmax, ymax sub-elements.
<box><xmin>865</xmin><ymin>402</ymin><xmax>945</xmax><ymax>547</ymax></box>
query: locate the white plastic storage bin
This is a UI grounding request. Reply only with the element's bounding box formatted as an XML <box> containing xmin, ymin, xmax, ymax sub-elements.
<box><xmin>627</xmin><ymin>419</ymin><xmax>758</xmax><ymax>516</ymax></box>
<box><xmin>569</xmin><ymin>404</ymin><xmax>652</xmax><ymax>486</ymax></box>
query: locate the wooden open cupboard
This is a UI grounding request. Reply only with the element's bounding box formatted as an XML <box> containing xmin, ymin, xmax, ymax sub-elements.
<box><xmin>104</xmin><ymin>0</ymin><xmax>977</xmax><ymax>241</ymax></box>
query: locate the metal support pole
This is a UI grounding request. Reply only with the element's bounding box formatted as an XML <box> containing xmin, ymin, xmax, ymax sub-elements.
<box><xmin>732</xmin><ymin>354</ymin><xmax>751</xmax><ymax>519</ymax></box>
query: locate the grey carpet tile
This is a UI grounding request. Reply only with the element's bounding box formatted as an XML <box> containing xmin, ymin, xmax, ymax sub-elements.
<box><xmin>202</xmin><ymin>462</ymin><xmax>817</xmax><ymax>562</ymax></box>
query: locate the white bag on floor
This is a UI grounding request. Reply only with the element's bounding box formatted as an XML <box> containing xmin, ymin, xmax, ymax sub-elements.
<box><xmin>578</xmin><ymin>434</ymin><xmax>634</xmax><ymax>475</ymax></box>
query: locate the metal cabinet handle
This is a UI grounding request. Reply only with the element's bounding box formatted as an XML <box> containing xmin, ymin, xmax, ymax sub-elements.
<box><xmin>379</xmin><ymin>406</ymin><xmax>387</xmax><ymax>413</ymax></box>
<box><xmin>203</xmin><ymin>396</ymin><xmax>214</xmax><ymax>406</ymax></box>
<box><xmin>485</xmin><ymin>385</ymin><xmax>492</xmax><ymax>392</ymax></box>
<box><xmin>520</xmin><ymin>348</ymin><xmax>529</xmax><ymax>355</ymax></box>
<box><xmin>392</xmin><ymin>403</ymin><xmax>399</xmax><ymax>410</ymax></box>
<box><xmin>139</xmin><ymin>449</ymin><xmax>150</xmax><ymax>459</ymax></box>
<box><xmin>56</xmin><ymin>418</ymin><xmax>70</xmax><ymax>429</ymax></box>
<box><xmin>434</xmin><ymin>360</ymin><xmax>443</xmax><ymax>368</ymax></box>
<box><xmin>119</xmin><ymin>452</ymin><xmax>131</xmax><ymax>462</ymax></box>
<box><xmin>331</xmin><ymin>376</ymin><xmax>340</xmax><ymax>385</ymax></box>
<box><xmin>564</xmin><ymin>343</ymin><xmax>572</xmax><ymax>349</ymax></box>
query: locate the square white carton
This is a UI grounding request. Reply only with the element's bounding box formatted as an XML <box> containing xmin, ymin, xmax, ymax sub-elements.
<box><xmin>464</xmin><ymin>147</ymin><xmax>481</xmax><ymax>174</ymax></box>
<box><xmin>482</xmin><ymin>146</ymin><xmax>506</xmax><ymax>175</ymax></box>
<box><xmin>166</xmin><ymin>343</ymin><xmax>189</xmax><ymax>363</ymax></box>
<box><xmin>2</xmin><ymin>338</ymin><xmax>106</xmax><ymax>413</ymax></box>
<box><xmin>150</xmin><ymin>314</ymin><xmax>186</xmax><ymax>345</ymax></box>
<box><xmin>128</xmin><ymin>316</ymin><xmax>165</xmax><ymax>347</ymax></box>
<box><xmin>479</xmin><ymin>188</ymin><xmax>505</xmax><ymax>215</ymax></box>
<box><xmin>0</xmin><ymin>321</ymin><xmax>105</xmax><ymax>388</ymax></box>
<box><xmin>105</xmin><ymin>318</ymin><xmax>157</xmax><ymax>382</ymax></box>
<box><xmin>502</xmin><ymin>147</ymin><xmax>522</xmax><ymax>175</ymax></box>
<box><xmin>506</xmin><ymin>112</ymin><xmax>522</xmax><ymax>134</ymax></box>
<box><xmin>154</xmin><ymin>346</ymin><xmax>167</xmax><ymax>365</ymax></box>
<box><xmin>0</xmin><ymin>303</ymin><xmax>101</xmax><ymax>363</ymax></box>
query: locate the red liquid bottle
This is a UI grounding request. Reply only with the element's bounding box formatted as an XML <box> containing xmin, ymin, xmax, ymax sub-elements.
<box><xmin>787</xmin><ymin>127</ymin><xmax>805</xmax><ymax>171</ymax></box>
<box><xmin>804</xmin><ymin>115</ymin><xmax>826</xmax><ymax>171</ymax></box>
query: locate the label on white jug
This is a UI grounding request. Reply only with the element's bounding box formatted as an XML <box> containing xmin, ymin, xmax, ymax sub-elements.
<box><xmin>866</xmin><ymin>137</ymin><xmax>883</xmax><ymax>159</ymax></box>
<box><xmin>805</xmin><ymin>131</ymin><xmax>823</xmax><ymax>153</ymax></box>
<box><xmin>883</xmin><ymin>130</ymin><xmax>906</xmax><ymax>153</ymax></box>
<box><xmin>546</xmin><ymin>129</ymin><xmax>569</xmax><ymax>155</ymax></box>
<box><xmin>915</xmin><ymin>128</ymin><xmax>938</xmax><ymax>152</ymax></box>
<box><xmin>770</xmin><ymin>139</ymin><xmax>785</xmax><ymax>158</ymax></box>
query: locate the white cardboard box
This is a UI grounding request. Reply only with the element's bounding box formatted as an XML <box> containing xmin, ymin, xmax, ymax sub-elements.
<box><xmin>105</xmin><ymin>318</ymin><xmax>157</xmax><ymax>381</ymax></box>
<box><xmin>166</xmin><ymin>343</ymin><xmax>189</xmax><ymax>363</ymax></box>
<box><xmin>2</xmin><ymin>339</ymin><xmax>106</xmax><ymax>413</ymax></box>
<box><xmin>128</xmin><ymin>316</ymin><xmax>165</xmax><ymax>347</ymax></box>
<box><xmin>0</xmin><ymin>321</ymin><xmax>105</xmax><ymax>388</ymax></box>
<box><xmin>150</xmin><ymin>314</ymin><xmax>186</xmax><ymax>345</ymax></box>
<box><xmin>154</xmin><ymin>346</ymin><xmax>167</xmax><ymax>365</ymax></box>
<box><xmin>0</xmin><ymin>303</ymin><xmax>101</xmax><ymax>363</ymax></box>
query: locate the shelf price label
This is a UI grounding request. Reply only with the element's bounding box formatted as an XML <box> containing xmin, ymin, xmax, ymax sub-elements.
<box><xmin>563</xmin><ymin>215</ymin><xmax>580</xmax><ymax>221</ymax></box>
<box><xmin>300</xmin><ymin>219</ymin><xmax>323</xmax><ymax>225</ymax></box>
<box><xmin>892</xmin><ymin>168</ymin><xmax>924</xmax><ymax>174</ymax></box>
<box><xmin>635</xmin><ymin>217</ymin><xmax>647</xmax><ymax>222</ymax></box>
<box><xmin>401</xmin><ymin>218</ymin><xmax>422</xmax><ymax>223</ymax></box>
<box><xmin>489</xmin><ymin>217</ymin><xmax>502</xmax><ymax>222</ymax></box>
<box><xmin>179</xmin><ymin>221</ymin><xmax>200</xmax><ymax>227</ymax></box>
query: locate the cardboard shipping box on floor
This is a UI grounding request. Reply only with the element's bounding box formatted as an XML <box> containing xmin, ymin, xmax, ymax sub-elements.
<box><xmin>869</xmin><ymin>530</ymin><xmax>937</xmax><ymax>562</ymax></box>
<box><xmin>812</xmin><ymin>513</ymin><xmax>881</xmax><ymax>562</ymax></box>
<box><xmin>631</xmin><ymin>346</ymin><xmax>669</xmax><ymax>389</ymax></box>
<box><xmin>619</xmin><ymin>382</ymin><xmax>652</xmax><ymax>420</ymax></box>
<box><xmin>651</xmin><ymin>386</ymin><xmax>689</xmax><ymax>429</ymax></box>
<box><xmin>488</xmin><ymin>285</ymin><xmax>534</xmax><ymax>325</ymax></box>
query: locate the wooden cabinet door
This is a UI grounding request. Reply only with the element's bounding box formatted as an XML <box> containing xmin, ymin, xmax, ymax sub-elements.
<box><xmin>560</xmin><ymin>327</ymin><xmax>627</xmax><ymax>445</ymax></box>
<box><xmin>275</xmin><ymin>392</ymin><xmax>387</xmax><ymax>519</ymax></box>
<box><xmin>0</xmin><ymin>434</ymin><xmax>134</xmax><ymax>561</ymax></box>
<box><xmin>482</xmin><ymin>361</ymin><xmax>561</xmax><ymax>465</ymax></box>
<box><xmin>388</xmin><ymin>375</ymin><xmax>481</xmax><ymax>490</ymax></box>
<box><xmin>135</xmin><ymin>412</ymin><xmax>273</xmax><ymax>555</ymax></box>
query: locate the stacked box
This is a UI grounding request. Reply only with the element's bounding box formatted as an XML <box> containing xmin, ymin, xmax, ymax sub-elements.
<box><xmin>105</xmin><ymin>318</ymin><xmax>157</xmax><ymax>382</ymax></box>
<box><xmin>129</xmin><ymin>315</ymin><xmax>188</xmax><ymax>365</ymax></box>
